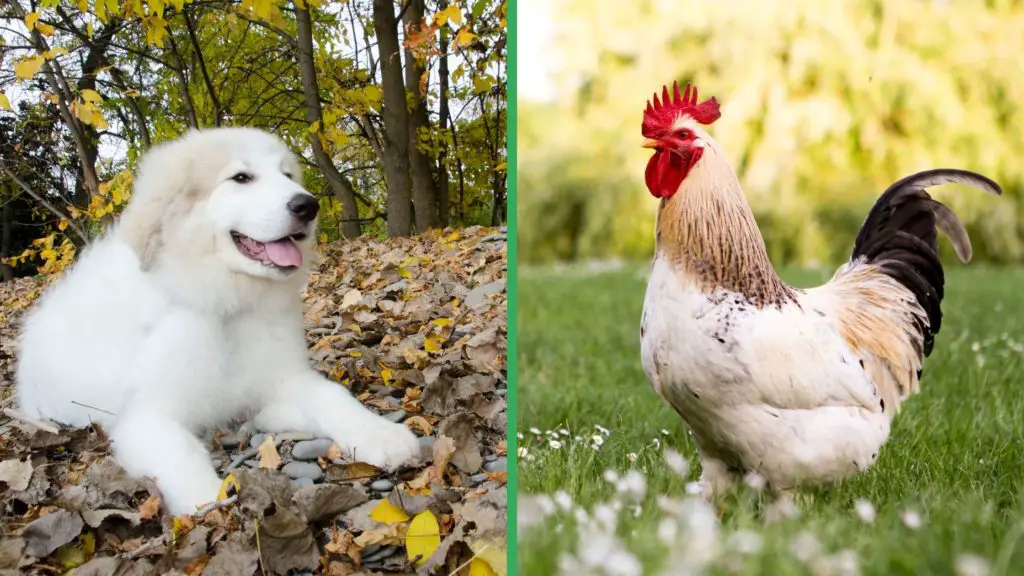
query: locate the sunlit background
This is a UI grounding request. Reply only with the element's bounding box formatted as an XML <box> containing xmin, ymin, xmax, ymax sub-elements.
<box><xmin>517</xmin><ymin>0</ymin><xmax>1024</xmax><ymax>266</ymax></box>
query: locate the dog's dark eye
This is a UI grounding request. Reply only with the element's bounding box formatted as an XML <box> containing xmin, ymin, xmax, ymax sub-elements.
<box><xmin>283</xmin><ymin>172</ymin><xmax>294</xmax><ymax>180</ymax></box>
<box><xmin>231</xmin><ymin>173</ymin><xmax>252</xmax><ymax>184</ymax></box>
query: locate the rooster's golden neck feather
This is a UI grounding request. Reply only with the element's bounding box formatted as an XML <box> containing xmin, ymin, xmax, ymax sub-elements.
<box><xmin>655</xmin><ymin>141</ymin><xmax>795</xmax><ymax>307</ymax></box>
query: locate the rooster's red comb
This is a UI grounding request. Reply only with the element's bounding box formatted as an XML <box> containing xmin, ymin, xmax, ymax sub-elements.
<box><xmin>642</xmin><ymin>81</ymin><xmax>721</xmax><ymax>137</ymax></box>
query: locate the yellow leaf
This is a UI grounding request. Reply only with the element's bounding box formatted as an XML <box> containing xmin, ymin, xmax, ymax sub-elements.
<box><xmin>40</xmin><ymin>249</ymin><xmax>57</xmax><ymax>261</ymax></box>
<box><xmin>455</xmin><ymin>28</ymin><xmax>477</xmax><ymax>48</ymax></box>
<box><xmin>309</xmin><ymin>119</ymin><xmax>320</xmax><ymax>134</ymax></box>
<box><xmin>469</xmin><ymin>558</ymin><xmax>500</xmax><ymax>576</ymax></box>
<box><xmin>370</xmin><ymin>499</ymin><xmax>410</xmax><ymax>524</ymax></box>
<box><xmin>80</xmin><ymin>89</ymin><xmax>102</xmax><ymax>104</ymax></box>
<box><xmin>431</xmin><ymin>318</ymin><xmax>454</xmax><ymax>328</ymax></box>
<box><xmin>217</xmin><ymin>473</ymin><xmax>238</xmax><ymax>501</ymax></box>
<box><xmin>381</xmin><ymin>368</ymin><xmax>394</xmax><ymax>384</ymax></box>
<box><xmin>24</xmin><ymin>12</ymin><xmax>40</xmax><ymax>30</ymax></box>
<box><xmin>494</xmin><ymin>162</ymin><xmax>507</xmax><ymax>172</ymax></box>
<box><xmin>149</xmin><ymin>0</ymin><xmax>165</xmax><ymax>17</ymax></box>
<box><xmin>36</xmin><ymin>22</ymin><xmax>56</xmax><ymax>36</ymax></box>
<box><xmin>405</xmin><ymin>510</ymin><xmax>441</xmax><ymax>566</ymax></box>
<box><xmin>468</xmin><ymin>541</ymin><xmax>507</xmax><ymax>576</ymax></box>
<box><xmin>436</xmin><ymin>4</ymin><xmax>461</xmax><ymax>27</ymax></box>
<box><xmin>424</xmin><ymin>336</ymin><xmax>442</xmax><ymax>353</ymax></box>
<box><xmin>87</xmin><ymin>21</ymin><xmax>94</xmax><ymax>36</ymax></box>
<box><xmin>398</xmin><ymin>266</ymin><xmax>412</xmax><ymax>279</ymax></box>
<box><xmin>77</xmin><ymin>0</ymin><xmax>88</xmax><ymax>11</ymax></box>
<box><xmin>43</xmin><ymin>47</ymin><xmax>68</xmax><ymax>59</ymax></box>
<box><xmin>257</xmin><ymin>435</ymin><xmax>282</xmax><ymax>469</ymax></box>
<box><xmin>14</xmin><ymin>55</ymin><xmax>45</xmax><ymax>80</ymax></box>
<box><xmin>0</xmin><ymin>93</ymin><xmax>11</xmax><ymax>111</ymax></box>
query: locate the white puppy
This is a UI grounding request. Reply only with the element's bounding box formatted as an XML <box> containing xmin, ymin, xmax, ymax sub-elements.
<box><xmin>16</xmin><ymin>128</ymin><xmax>420</xmax><ymax>515</ymax></box>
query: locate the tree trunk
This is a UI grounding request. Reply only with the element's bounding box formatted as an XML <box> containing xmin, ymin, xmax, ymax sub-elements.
<box><xmin>436</xmin><ymin>0</ymin><xmax>451</xmax><ymax>227</ymax></box>
<box><xmin>372</xmin><ymin>0</ymin><xmax>413</xmax><ymax>237</ymax></box>
<box><xmin>1</xmin><ymin>188</ymin><xmax>13</xmax><ymax>282</ymax></box>
<box><xmin>403</xmin><ymin>0</ymin><xmax>439</xmax><ymax>232</ymax></box>
<box><xmin>294</xmin><ymin>1</ymin><xmax>362</xmax><ymax>238</ymax></box>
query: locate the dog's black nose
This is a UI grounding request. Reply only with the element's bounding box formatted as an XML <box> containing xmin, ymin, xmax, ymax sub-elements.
<box><xmin>287</xmin><ymin>194</ymin><xmax>319</xmax><ymax>223</ymax></box>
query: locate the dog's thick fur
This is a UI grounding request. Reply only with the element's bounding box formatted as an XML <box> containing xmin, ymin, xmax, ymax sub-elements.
<box><xmin>16</xmin><ymin>128</ymin><xmax>419</xmax><ymax>515</ymax></box>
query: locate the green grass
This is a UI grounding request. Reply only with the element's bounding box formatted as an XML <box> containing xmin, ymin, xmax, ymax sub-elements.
<box><xmin>517</xmin><ymin>263</ymin><xmax>1024</xmax><ymax>575</ymax></box>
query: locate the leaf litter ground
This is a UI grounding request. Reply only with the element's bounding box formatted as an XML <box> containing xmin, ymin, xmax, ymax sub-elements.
<box><xmin>0</xmin><ymin>227</ymin><xmax>507</xmax><ymax>576</ymax></box>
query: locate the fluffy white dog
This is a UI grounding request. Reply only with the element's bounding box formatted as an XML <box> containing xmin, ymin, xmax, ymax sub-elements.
<box><xmin>16</xmin><ymin>127</ymin><xmax>419</xmax><ymax>515</ymax></box>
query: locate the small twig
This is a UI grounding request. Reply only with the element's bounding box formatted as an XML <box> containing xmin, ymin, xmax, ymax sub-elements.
<box><xmin>70</xmin><ymin>400</ymin><xmax>117</xmax><ymax>416</ymax></box>
<box><xmin>125</xmin><ymin>533</ymin><xmax>166</xmax><ymax>559</ymax></box>
<box><xmin>1</xmin><ymin>408</ymin><xmax>61</xmax><ymax>435</ymax></box>
<box><xmin>193</xmin><ymin>494</ymin><xmax>238</xmax><ymax>517</ymax></box>
<box><xmin>255</xmin><ymin>517</ymin><xmax>267</xmax><ymax>575</ymax></box>
<box><xmin>226</xmin><ymin>447</ymin><xmax>260</xmax><ymax>471</ymax></box>
<box><xmin>447</xmin><ymin>539</ymin><xmax>496</xmax><ymax>576</ymax></box>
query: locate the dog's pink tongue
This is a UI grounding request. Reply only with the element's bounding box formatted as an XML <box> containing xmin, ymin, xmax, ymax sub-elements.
<box><xmin>264</xmin><ymin>239</ymin><xmax>302</xmax><ymax>267</ymax></box>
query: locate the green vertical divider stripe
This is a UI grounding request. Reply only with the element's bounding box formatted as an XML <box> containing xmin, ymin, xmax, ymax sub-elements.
<box><xmin>505</xmin><ymin>0</ymin><xmax>518</xmax><ymax>573</ymax></box>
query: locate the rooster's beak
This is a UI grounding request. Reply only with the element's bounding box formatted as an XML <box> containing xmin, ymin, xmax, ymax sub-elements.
<box><xmin>642</xmin><ymin>139</ymin><xmax>659</xmax><ymax>149</ymax></box>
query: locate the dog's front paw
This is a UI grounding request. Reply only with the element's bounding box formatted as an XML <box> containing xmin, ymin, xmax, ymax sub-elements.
<box><xmin>339</xmin><ymin>417</ymin><xmax>420</xmax><ymax>470</ymax></box>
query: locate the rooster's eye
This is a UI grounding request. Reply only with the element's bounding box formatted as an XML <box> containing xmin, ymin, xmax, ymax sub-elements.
<box><xmin>678</xmin><ymin>129</ymin><xmax>691</xmax><ymax>139</ymax></box>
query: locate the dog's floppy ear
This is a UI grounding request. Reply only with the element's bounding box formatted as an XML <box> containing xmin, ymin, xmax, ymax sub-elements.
<box><xmin>118</xmin><ymin>136</ymin><xmax>195</xmax><ymax>271</ymax></box>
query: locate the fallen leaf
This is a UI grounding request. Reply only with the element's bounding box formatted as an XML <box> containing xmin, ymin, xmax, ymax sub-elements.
<box><xmin>432</xmin><ymin>435</ymin><xmax>457</xmax><ymax>480</ymax></box>
<box><xmin>257</xmin><ymin>507</ymin><xmax>320</xmax><ymax>574</ymax></box>
<box><xmin>291</xmin><ymin>484</ymin><xmax>368</xmax><ymax>523</ymax></box>
<box><xmin>22</xmin><ymin>509</ymin><xmax>84</xmax><ymax>557</ymax></box>
<box><xmin>138</xmin><ymin>494</ymin><xmax>161</xmax><ymax>520</ymax></box>
<box><xmin>469</xmin><ymin>557</ymin><xmax>500</xmax><ymax>576</ymax></box>
<box><xmin>258</xmin><ymin>434</ymin><xmax>282</xmax><ymax>469</ymax></box>
<box><xmin>0</xmin><ymin>458</ymin><xmax>33</xmax><ymax>491</ymax></box>
<box><xmin>406</xmin><ymin>510</ymin><xmax>441</xmax><ymax>566</ymax></box>
<box><xmin>404</xmin><ymin>415</ymin><xmax>434</xmax><ymax>436</ymax></box>
<box><xmin>353</xmin><ymin>523</ymin><xmax>405</xmax><ymax>548</ymax></box>
<box><xmin>439</xmin><ymin>412</ymin><xmax>483</xmax><ymax>473</ymax></box>
<box><xmin>217</xmin><ymin>473</ymin><xmax>238</xmax><ymax>501</ymax></box>
<box><xmin>340</xmin><ymin>289</ymin><xmax>362</xmax><ymax>310</ymax></box>
<box><xmin>326</xmin><ymin>461</ymin><xmax>384</xmax><ymax>483</ymax></box>
<box><xmin>370</xmin><ymin>499</ymin><xmax>410</xmax><ymax>524</ymax></box>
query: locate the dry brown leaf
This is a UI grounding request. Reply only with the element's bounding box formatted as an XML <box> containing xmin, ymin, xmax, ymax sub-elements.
<box><xmin>138</xmin><ymin>494</ymin><xmax>161</xmax><ymax>520</ymax></box>
<box><xmin>431</xmin><ymin>435</ymin><xmax>457</xmax><ymax>481</ymax></box>
<box><xmin>258</xmin><ymin>435</ymin><xmax>282</xmax><ymax>470</ymax></box>
<box><xmin>404</xmin><ymin>415</ymin><xmax>433</xmax><ymax>436</ymax></box>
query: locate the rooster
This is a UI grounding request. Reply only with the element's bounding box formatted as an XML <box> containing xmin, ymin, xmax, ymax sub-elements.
<box><xmin>639</xmin><ymin>81</ymin><xmax>1002</xmax><ymax>497</ymax></box>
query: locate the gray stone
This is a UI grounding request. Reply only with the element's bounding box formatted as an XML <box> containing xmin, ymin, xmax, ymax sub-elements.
<box><xmin>483</xmin><ymin>454</ymin><xmax>497</xmax><ymax>463</ymax></box>
<box><xmin>245</xmin><ymin>459</ymin><xmax>260</xmax><ymax>469</ymax></box>
<box><xmin>362</xmin><ymin>545</ymin><xmax>401</xmax><ymax>564</ymax></box>
<box><xmin>291</xmin><ymin>477</ymin><xmax>315</xmax><ymax>489</ymax></box>
<box><xmin>484</xmin><ymin>457</ymin><xmax>507</xmax><ymax>474</ymax></box>
<box><xmin>218</xmin><ymin>432</ymin><xmax>242</xmax><ymax>450</ymax></box>
<box><xmin>370</xmin><ymin>478</ymin><xmax>395</xmax><ymax>492</ymax></box>
<box><xmin>469</xmin><ymin>473</ymin><xmax>489</xmax><ymax>485</ymax></box>
<box><xmin>281</xmin><ymin>461</ymin><xmax>323</xmax><ymax>482</ymax></box>
<box><xmin>465</xmin><ymin>279</ymin><xmax>506</xmax><ymax>308</ymax></box>
<box><xmin>249</xmin><ymin>433</ymin><xmax>267</xmax><ymax>449</ymax></box>
<box><xmin>383</xmin><ymin>410</ymin><xmax>407</xmax><ymax>423</ymax></box>
<box><xmin>291</xmin><ymin>438</ymin><xmax>335</xmax><ymax>460</ymax></box>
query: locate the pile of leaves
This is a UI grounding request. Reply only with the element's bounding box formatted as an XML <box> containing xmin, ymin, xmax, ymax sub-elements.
<box><xmin>0</xmin><ymin>226</ymin><xmax>507</xmax><ymax>575</ymax></box>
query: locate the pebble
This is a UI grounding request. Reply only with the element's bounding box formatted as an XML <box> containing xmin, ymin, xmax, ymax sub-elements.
<box><xmin>218</xmin><ymin>432</ymin><xmax>241</xmax><ymax>449</ymax></box>
<box><xmin>282</xmin><ymin>461</ymin><xmax>323</xmax><ymax>482</ymax></box>
<box><xmin>291</xmin><ymin>438</ymin><xmax>335</xmax><ymax>460</ymax></box>
<box><xmin>469</xmin><ymin>473</ymin><xmax>489</xmax><ymax>485</ymax></box>
<box><xmin>362</xmin><ymin>545</ymin><xmax>401</xmax><ymax>564</ymax></box>
<box><xmin>249</xmin><ymin>434</ymin><xmax>267</xmax><ymax>449</ymax></box>
<box><xmin>291</xmin><ymin>477</ymin><xmax>315</xmax><ymax>489</ymax></box>
<box><xmin>484</xmin><ymin>457</ymin><xmax>507</xmax><ymax>474</ymax></box>
<box><xmin>383</xmin><ymin>410</ymin><xmax>407</xmax><ymax>423</ymax></box>
<box><xmin>245</xmin><ymin>459</ymin><xmax>260</xmax><ymax>469</ymax></box>
<box><xmin>370</xmin><ymin>479</ymin><xmax>395</xmax><ymax>492</ymax></box>
<box><xmin>483</xmin><ymin>454</ymin><xmax>497</xmax><ymax>463</ymax></box>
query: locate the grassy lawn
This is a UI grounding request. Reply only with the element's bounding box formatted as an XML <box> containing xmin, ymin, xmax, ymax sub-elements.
<box><xmin>517</xmin><ymin>263</ymin><xmax>1024</xmax><ymax>575</ymax></box>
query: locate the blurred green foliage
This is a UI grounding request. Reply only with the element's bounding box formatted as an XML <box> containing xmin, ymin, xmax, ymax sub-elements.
<box><xmin>518</xmin><ymin>0</ymin><xmax>1024</xmax><ymax>265</ymax></box>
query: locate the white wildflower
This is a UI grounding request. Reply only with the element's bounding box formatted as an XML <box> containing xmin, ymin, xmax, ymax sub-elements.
<box><xmin>664</xmin><ymin>449</ymin><xmax>689</xmax><ymax>476</ymax></box>
<box><xmin>901</xmin><ymin>509</ymin><xmax>922</xmax><ymax>530</ymax></box>
<box><xmin>854</xmin><ymin>499</ymin><xmax>876</xmax><ymax>523</ymax></box>
<box><xmin>517</xmin><ymin>432</ymin><xmax>524</xmax><ymax>440</ymax></box>
<box><xmin>549</xmin><ymin>439</ymin><xmax>563</xmax><ymax>450</ymax></box>
<box><xmin>726</xmin><ymin>530</ymin><xmax>763</xmax><ymax>555</ymax></box>
<box><xmin>595</xmin><ymin>424</ymin><xmax>611</xmax><ymax>436</ymax></box>
<box><xmin>554</xmin><ymin>490</ymin><xmax>573</xmax><ymax>511</ymax></box>
<box><xmin>651</xmin><ymin>438</ymin><xmax>661</xmax><ymax>449</ymax></box>
<box><xmin>789</xmin><ymin>531</ymin><xmax>821</xmax><ymax>562</ymax></box>
<box><xmin>592</xmin><ymin>434</ymin><xmax>605</xmax><ymax>447</ymax></box>
<box><xmin>517</xmin><ymin>447</ymin><xmax>529</xmax><ymax>458</ymax></box>
<box><xmin>603</xmin><ymin>469</ymin><xmax>620</xmax><ymax>484</ymax></box>
<box><xmin>626</xmin><ymin>452</ymin><xmax>638</xmax><ymax>463</ymax></box>
<box><xmin>955</xmin><ymin>554</ymin><xmax>990</xmax><ymax>576</ymax></box>
<box><xmin>529</xmin><ymin>427</ymin><xmax>541</xmax><ymax>435</ymax></box>
<box><xmin>657</xmin><ymin>518</ymin><xmax>678</xmax><ymax>544</ymax></box>
<box><xmin>559</xmin><ymin>428</ymin><xmax>570</xmax><ymax>436</ymax></box>
<box><xmin>661</xmin><ymin>429</ymin><xmax>671</xmax><ymax>436</ymax></box>
<box><xmin>616</xmin><ymin>470</ymin><xmax>647</xmax><ymax>499</ymax></box>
